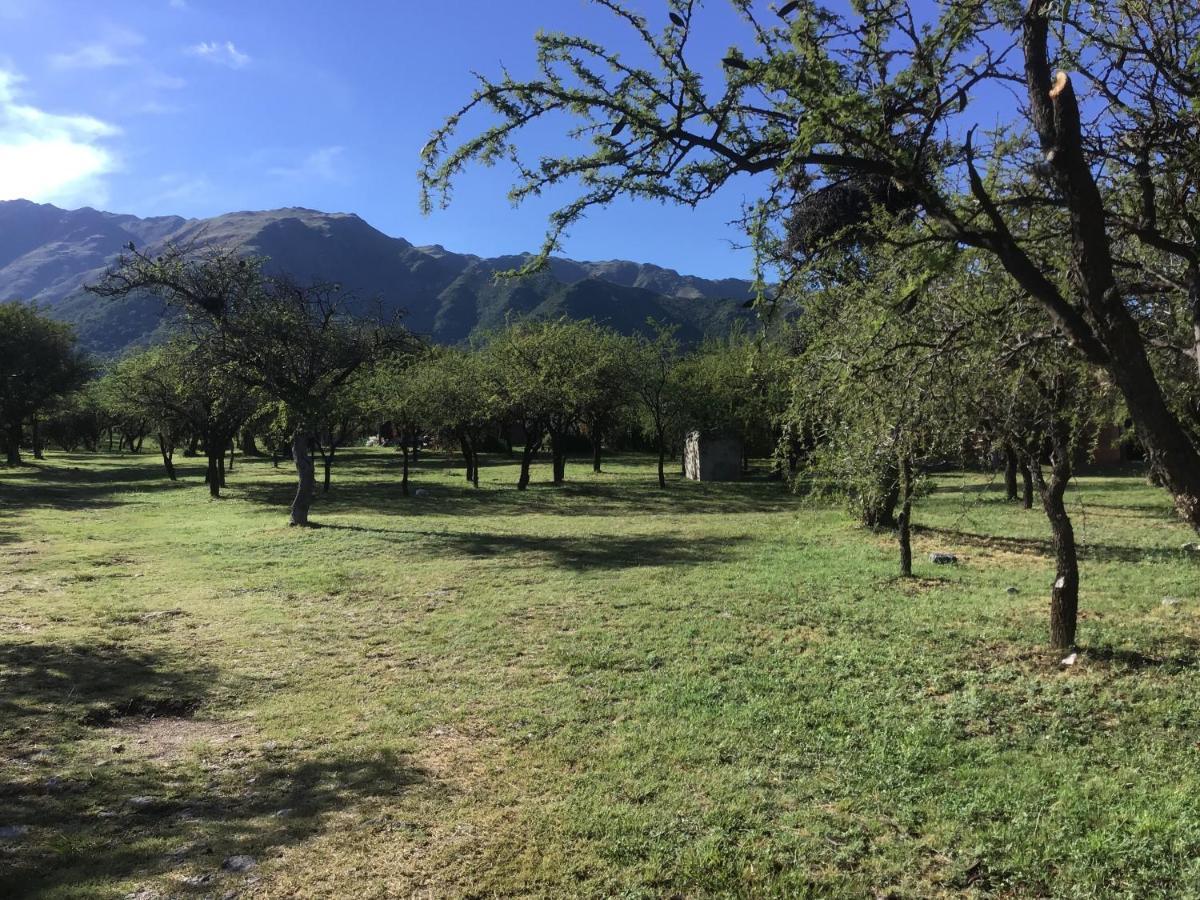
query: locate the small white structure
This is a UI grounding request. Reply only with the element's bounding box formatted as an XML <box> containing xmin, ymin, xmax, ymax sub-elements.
<box><xmin>684</xmin><ymin>430</ymin><xmax>743</xmax><ymax>482</ymax></box>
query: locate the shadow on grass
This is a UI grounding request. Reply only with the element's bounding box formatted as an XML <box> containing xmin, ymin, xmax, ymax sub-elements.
<box><xmin>244</xmin><ymin>451</ymin><xmax>794</xmax><ymax>520</ymax></box>
<box><xmin>0</xmin><ymin>640</ymin><xmax>428</xmax><ymax>895</ymax></box>
<box><xmin>915</xmin><ymin>525</ymin><xmax>1195</xmax><ymax>565</ymax></box>
<box><xmin>317</xmin><ymin>524</ymin><xmax>744</xmax><ymax>571</ymax></box>
<box><xmin>0</xmin><ymin>454</ymin><xmax>200</xmax><ymax>516</ymax></box>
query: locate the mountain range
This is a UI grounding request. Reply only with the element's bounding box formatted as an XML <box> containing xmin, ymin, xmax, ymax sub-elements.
<box><xmin>0</xmin><ymin>199</ymin><xmax>757</xmax><ymax>356</ymax></box>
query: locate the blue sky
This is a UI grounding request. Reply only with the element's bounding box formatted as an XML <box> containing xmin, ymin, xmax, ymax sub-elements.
<box><xmin>0</xmin><ymin>0</ymin><xmax>779</xmax><ymax>279</ymax></box>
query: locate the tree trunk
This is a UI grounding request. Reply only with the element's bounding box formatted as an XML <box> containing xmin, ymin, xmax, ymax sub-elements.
<box><xmin>158</xmin><ymin>434</ymin><xmax>176</xmax><ymax>481</ymax></box>
<box><xmin>517</xmin><ymin>441</ymin><xmax>538</xmax><ymax>490</ymax></box>
<box><xmin>218</xmin><ymin>449</ymin><xmax>226</xmax><ymax>487</ymax></box>
<box><xmin>241</xmin><ymin>428</ymin><xmax>261</xmax><ymax>456</ymax></box>
<box><xmin>592</xmin><ymin>430</ymin><xmax>602</xmax><ymax>473</ymax></box>
<box><xmin>227</xmin><ymin>440</ymin><xmax>235</xmax><ymax>473</ymax></box>
<box><xmin>290</xmin><ymin>430</ymin><xmax>316</xmax><ymax>526</ymax></box>
<box><xmin>323</xmin><ymin>452</ymin><xmax>333</xmax><ymax>493</ymax></box>
<box><xmin>471</xmin><ymin>448</ymin><xmax>480</xmax><ymax>488</ymax></box>
<box><xmin>657</xmin><ymin>432</ymin><xmax>667</xmax><ymax>489</ymax></box>
<box><xmin>205</xmin><ymin>452</ymin><xmax>221</xmax><ymax>498</ymax></box>
<box><xmin>1019</xmin><ymin>23</ymin><xmax>1200</xmax><ymax>532</ymax></box>
<box><xmin>897</xmin><ymin>455</ymin><xmax>913</xmax><ymax>577</ymax></box>
<box><xmin>459</xmin><ymin>433</ymin><xmax>474</xmax><ymax>484</ymax></box>
<box><xmin>4</xmin><ymin>421</ymin><xmax>21</xmax><ymax>466</ymax></box>
<box><xmin>1020</xmin><ymin>461</ymin><xmax>1034</xmax><ymax>510</ymax></box>
<box><xmin>185</xmin><ymin>434</ymin><xmax>199</xmax><ymax>457</ymax></box>
<box><xmin>31</xmin><ymin>417</ymin><xmax>43</xmax><ymax>461</ymax></box>
<box><xmin>550</xmin><ymin>432</ymin><xmax>566</xmax><ymax>485</ymax></box>
<box><xmin>401</xmin><ymin>445</ymin><xmax>410</xmax><ymax>496</ymax></box>
<box><xmin>1004</xmin><ymin>444</ymin><xmax>1019</xmax><ymax>501</ymax></box>
<box><xmin>1033</xmin><ymin>437</ymin><xmax>1079</xmax><ymax>649</ymax></box>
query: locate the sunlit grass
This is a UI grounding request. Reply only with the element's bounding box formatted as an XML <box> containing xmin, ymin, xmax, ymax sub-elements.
<box><xmin>2</xmin><ymin>448</ymin><xmax>1199</xmax><ymax>897</ymax></box>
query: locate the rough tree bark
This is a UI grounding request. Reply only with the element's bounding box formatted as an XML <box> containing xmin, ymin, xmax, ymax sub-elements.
<box><xmin>591</xmin><ymin>430</ymin><xmax>602</xmax><ymax>473</ymax></box>
<box><xmin>459</xmin><ymin>433</ymin><xmax>475</xmax><ymax>485</ymax></box>
<box><xmin>1004</xmin><ymin>444</ymin><xmax>1019</xmax><ymax>501</ymax></box>
<box><xmin>1032</xmin><ymin>429</ymin><xmax>1079</xmax><ymax>649</ymax></box>
<box><xmin>1016</xmin><ymin>7</ymin><xmax>1200</xmax><ymax>531</ymax></box>
<box><xmin>897</xmin><ymin>456</ymin><xmax>914</xmax><ymax>577</ymax></box>
<box><xmin>158</xmin><ymin>433</ymin><xmax>177</xmax><ymax>481</ymax></box>
<box><xmin>204</xmin><ymin>451</ymin><xmax>221</xmax><ymax>498</ymax></box>
<box><xmin>517</xmin><ymin>438</ymin><xmax>541</xmax><ymax>491</ymax></box>
<box><xmin>4</xmin><ymin>422</ymin><xmax>21</xmax><ymax>466</ymax></box>
<box><xmin>1020</xmin><ymin>461</ymin><xmax>1034</xmax><ymax>510</ymax></box>
<box><xmin>550</xmin><ymin>432</ymin><xmax>567</xmax><ymax>485</ymax></box>
<box><xmin>290</xmin><ymin>430</ymin><xmax>316</xmax><ymax>526</ymax></box>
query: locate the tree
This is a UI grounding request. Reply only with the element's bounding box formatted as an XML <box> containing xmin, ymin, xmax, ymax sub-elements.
<box><xmin>487</xmin><ymin>320</ymin><xmax>598</xmax><ymax>490</ymax></box>
<box><xmin>314</xmin><ymin>373</ymin><xmax>372</xmax><ymax>493</ymax></box>
<box><xmin>0</xmin><ymin>302</ymin><xmax>90</xmax><ymax>465</ymax></box>
<box><xmin>573</xmin><ymin>324</ymin><xmax>636</xmax><ymax>474</ymax></box>
<box><xmin>366</xmin><ymin>348</ymin><xmax>434</xmax><ymax>496</ymax></box>
<box><xmin>787</xmin><ymin>243</ymin><xmax>977</xmax><ymax>577</ymax></box>
<box><xmin>628</xmin><ymin>324</ymin><xmax>688</xmax><ymax>489</ymax></box>
<box><xmin>42</xmin><ymin>386</ymin><xmax>107</xmax><ymax>453</ymax></box>
<box><xmin>421</xmin><ymin>0</ymin><xmax>1200</xmax><ymax>531</ymax></box>
<box><xmin>413</xmin><ymin>345</ymin><xmax>496</xmax><ymax>488</ymax></box>
<box><xmin>89</xmin><ymin>245</ymin><xmax>408</xmax><ymax>524</ymax></box>
<box><xmin>100</xmin><ymin>347</ymin><xmax>190</xmax><ymax>480</ymax></box>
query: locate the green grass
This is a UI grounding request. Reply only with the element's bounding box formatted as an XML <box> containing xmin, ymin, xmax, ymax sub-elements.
<box><xmin>2</xmin><ymin>448</ymin><xmax>1200</xmax><ymax>898</ymax></box>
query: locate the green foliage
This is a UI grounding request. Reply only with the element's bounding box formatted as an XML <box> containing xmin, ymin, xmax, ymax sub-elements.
<box><xmin>0</xmin><ymin>301</ymin><xmax>90</xmax><ymax>464</ymax></box>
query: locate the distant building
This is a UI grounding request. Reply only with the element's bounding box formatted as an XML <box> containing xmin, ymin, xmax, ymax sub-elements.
<box><xmin>1091</xmin><ymin>422</ymin><xmax>1143</xmax><ymax>465</ymax></box>
<box><xmin>684</xmin><ymin>430</ymin><xmax>743</xmax><ymax>482</ymax></box>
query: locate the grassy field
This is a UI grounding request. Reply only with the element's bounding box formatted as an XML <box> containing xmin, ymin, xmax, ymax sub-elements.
<box><xmin>2</xmin><ymin>448</ymin><xmax>1200</xmax><ymax>898</ymax></box>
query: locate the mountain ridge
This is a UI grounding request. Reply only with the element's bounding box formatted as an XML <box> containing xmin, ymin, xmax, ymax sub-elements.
<box><xmin>0</xmin><ymin>199</ymin><xmax>756</xmax><ymax>355</ymax></box>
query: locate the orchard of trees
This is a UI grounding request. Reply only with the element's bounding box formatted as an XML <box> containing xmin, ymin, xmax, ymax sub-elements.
<box><xmin>6</xmin><ymin>0</ymin><xmax>1200</xmax><ymax>653</ymax></box>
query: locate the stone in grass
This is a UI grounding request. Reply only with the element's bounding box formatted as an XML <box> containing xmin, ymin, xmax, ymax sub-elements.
<box><xmin>222</xmin><ymin>855</ymin><xmax>257</xmax><ymax>873</ymax></box>
<box><xmin>929</xmin><ymin>552</ymin><xmax>958</xmax><ymax>565</ymax></box>
<box><xmin>1183</xmin><ymin>542</ymin><xmax>1200</xmax><ymax>553</ymax></box>
<box><xmin>0</xmin><ymin>825</ymin><xmax>29</xmax><ymax>840</ymax></box>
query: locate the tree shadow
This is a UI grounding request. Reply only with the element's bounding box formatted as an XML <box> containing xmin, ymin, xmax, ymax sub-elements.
<box><xmin>317</xmin><ymin>524</ymin><xmax>744</xmax><ymax>571</ymax></box>
<box><xmin>915</xmin><ymin>525</ymin><xmax>1194</xmax><ymax>565</ymax></box>
<box><xmin>0</xmin><ymin>455</ymin><xmax>199</xmax><ymax>515</ymax></box>
<box><xmin>243</xmin><ymin>452</ymin><xmax>794</xmax><ymax>520</ymax></box>
<box><xmin>0</xmin><ymin>640</ymin><xmax>429</xmax><ymax>895</ymax></box>
<box><xmin>1080</xmin><ymin>645</ymin><xmax>1198</xmax><ymax>671</ymax></box>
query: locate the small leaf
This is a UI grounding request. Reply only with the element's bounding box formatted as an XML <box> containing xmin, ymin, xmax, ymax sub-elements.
<box><xmin>610</xmin><ymin>120</ymin><xmax>627</xmax><ymax>137</ymax></box>
<box><xmin>777</xmin><ymin>0</ymin><xmax>799</xmax><ymax>16</ymax></box>
<box><xmin>669</xmin><ymin>11</ymin><xmax>685</xmax><ymax>27</ymax></box>
<box><xmin>957</xmin><ymin>89</ymin><xmax>967</xmax><ymax>113</ymax></box>
<box><xmin>723</xmin><ymin>55</ymin><xmax>751</xmax><ymax>71</ymax></box>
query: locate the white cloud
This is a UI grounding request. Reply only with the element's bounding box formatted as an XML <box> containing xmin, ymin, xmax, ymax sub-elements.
<box><xmin>187</xmin><ymin>40</ymin><xmax>250</xmax><ymax>69</ymax></box>
<box><xmin>50</xmin><ymin>26</ymin><xmax>144</xmax><ymax>70</ymax></box>
<box><xmin>269</xmin><ymin>146</ymin><xmax>347</xmax><ymax>183</ymax></box>
<box><xmin>0</xmin><ymin>69</ymin><xmax>119</xmax><ymax>205</ymax></box>
<box><xmin>50</xmin><ymin>44</ymin><xmax>132</xmax><ymax>70</ymax></box>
